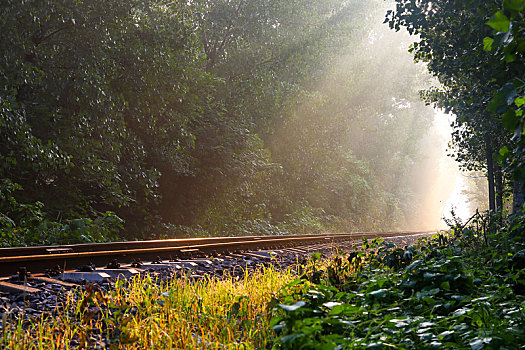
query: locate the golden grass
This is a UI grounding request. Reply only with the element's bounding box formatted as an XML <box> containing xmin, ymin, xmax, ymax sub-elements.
<box><xmin>1</xmin><ymin>266</ymin><xmax>295</xmax><ymax>349</ymax></box>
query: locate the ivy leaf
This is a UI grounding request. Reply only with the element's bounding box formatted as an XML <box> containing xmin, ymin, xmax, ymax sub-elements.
<box><xmin>281</xmin><ymin>333</ymin><xmax>305</xmax><ymax>343</ymax></box>
<box><xmin>487</xmin><ymin>11</ymin><xmax>510</xmax><ymax>32</ymax></box>
<box><xmin>278</xmin><ymin>301</ymin><xmax>306</xmax><ymax>312</ymax></box>
<box><xmin>483</xmin><ymin>37</ymin><xmax>494</xmax><ymax>51</ymax></box>
<box><xmin>440</xmin><ymin>281</ymin><xmax>451</xmax><ymax>290</ymax></box>
<box><xmin>488</xmin><ymin>82</ymin><xmax>518</xmax><ymax>112</ymax></box>
<box><xmin>503</xmin><ymin>0</ymin><xmax>525</xmax><ymax>11</ymax></box>
<box><xmin>515</xmin><ymin>96</ymin><xmax>525</xmax><ymax>107</ymax></box>
<box><xmin>502</xmin><ymin>110</ymin><xmax>519</xmax><ymax>130</ymax></box>
<box><xmin>438</xmin><ymin>330</ymin><xmax>454</xmax><ymax>340</ymax></box>
<box><xmin>470</xmin><ymin>338</ymin><xmax>487</xmax><ymax>350</ymax></box>
<box><xmin>453</xmin><ymin>307</ymin><xmax>470</xmax><ymax>316</ymax></box>
<box><xmin>370</xmin><ymin>289</ymin><xmax>387</xmax><ymax>298</ymax></box>
<box><xmin>323</xmin><ymin>301</ymin><xmax>342</xmax><ymax>309</ymax></box>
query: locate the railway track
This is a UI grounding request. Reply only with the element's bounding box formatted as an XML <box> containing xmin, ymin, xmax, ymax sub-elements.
<box><xmin>0</xmin><ymin>231</ymin><xmax>433</xmax><ymax>275</ymax></box>
<box><xmin>0</xmin><ymin>231</ymin><xmax>435</xmax><ymax>294</ymax></box>
<box><xmin>0</xmin><ymin>230</ymin><xmax>435</xmax><ymax>325</ymax></box>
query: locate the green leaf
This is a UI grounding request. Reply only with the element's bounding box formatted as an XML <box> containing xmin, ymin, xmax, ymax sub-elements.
<box><xmin>453</xmin><ymin>307</ymin><xmax>470</xmax><ymax>316</ymax></box>
<box><xmin>323</xmin><ymin>301</ymin><xmax>342</xmax><ymax>309</ymax></box>
<box><xmin>406</xmin><ymin>259</ymin><xmax>423</xmax><ymax>271</ymax></box>
<box><xmin>488</xmin><ymin>82</ymin><xmax>518</xmax><ymax>113</ymax></box>
<box><xmin>420</xmin><ymin>321</ymin><xmax>435</xmax><ymax>328</ymax></box>
<box><xmin>505</xmin><ymin>52</ymin><xmax>517</xmax><ymax>62</ymax></box>
<box><xmin>328</xmin><ymin>304</ymin><xmax>345</xmax><ymax>315</ymax></box>
<box><xmin>423</xmin><ymin>296</ymin><xmax>436</xmax><ymax>306</ymax></box>
<box><xmin>502</xmin><ymin>110</ymin><xmax>519</xmax><ymax>130</ymax></box>
<box><xmin>287</xmin><ymin>279</ymin><xmax>305</xmax><ymax>288</ymax></box>
<box><xmin>470</xmin><ymin>338</ymin><xmax>484</xmax><ymax>350</ymax></box>
<box><xmin>492</xmin><ymin>31</ymin><xmax>512</xmax><ymax>50</ymax></box>
<box><xmin>440</xmin><ymin>281</ymin><xmax>451</xmax><ymax>290</ymax></box>
<box><xmin>503</xmin><ymin>0</ymin><xmax>525</xmax><ymax>11</ymax></box>
<box><xmin>438</xmin><ymin>330</ymin><xmax>454</xmax><ymax>340</ymax></box>
<box><xmin>424</xmin><ymin>272</ymin><xmax>437</xmax><ymax>279</ymax></box>
<box><xmin>389</xmin><ymin>318</ymin><xmax>409</xmax><ymax>327</ymax></box>
<box><xmin>487</xmin><ymin>11</ymin><xmax>511</xmax><ymax>32</ymax></box>
<box><xmin>272</xmin><ymin>323</ymin><xmax>285</xmax><ymax>332</ymax></box>
<box><xmin>281</xmin><ymin>333</ymin><xmax>304</xmax><ymax>343</ymax></box>
<box><xmin>369</xmin><ymin>289</ymin><xmax>387</xmax><ymax>298</ymax></box>
<box><xmin>515</xmin><ymin>96</ymin><xmax>525</xmax><ymax>107</ymax></box>
<box><xmin>499</xmin><ymin>146</ymin><xmax>510</xmax><ymax>157</ymax></box>
<box><xmin>269</xmin><ymin>316</ymin><xmax>282</xmax><ymax>328</ymax></box>
<box><xmin>278</xmin><ymin>301</ymin><xmax>306</xmax><ymax>312</ymax></box>
<box><xmin>483</xmin><ymin>37</ymin><xmax>494</xmax><ymax>51</ymax></box>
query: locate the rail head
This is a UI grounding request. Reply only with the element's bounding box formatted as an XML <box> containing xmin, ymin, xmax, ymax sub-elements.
<box><xmin>0</xmin><ymin>231</ymin><xmax>437</xmax><ymax>277</ymax></box>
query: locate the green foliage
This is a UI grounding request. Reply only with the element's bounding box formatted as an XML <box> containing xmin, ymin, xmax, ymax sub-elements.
<box><xmin>1</xmin><ymin>0</ymin><xmax>441</xmax><ymax>243</ymax></box>
<box><xmin>388</xmin><ymin>0</ymin><xmax>525</xmax><ymax>212</ymax></box>
<box><xmin>0</xmin><ymin>179</ymin><xmax>121</xmax><ymax>246</ymax></box>
<box><xmin>487</xmin><ymin>11</ymin><xmax>511</xmax><ymax>33</ymax></box>
<box><xmin>270</xmin><ymin>230</ymin><xmax>525</xmax><ymax>349</ymax></box>
<box><xmin>388</xmin><ymin>0</ymin><xmax>506</xmax><ymax>174</ymax></box>
<box><xmin>0</xmin><ymin>0</ymin><xmax>212</xmax><ymax>240</ymax></box>
<box><xmin>282</xmin><ymin>204</ymin><xmax>328</xmax><ymax>235</ymax></box>
<box><xmin>484</xmin><ymin>0</ymin><xmax>525</xmax><ymax>180</ymax></box>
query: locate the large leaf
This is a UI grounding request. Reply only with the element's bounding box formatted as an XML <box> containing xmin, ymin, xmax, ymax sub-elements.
<box><xmin>483</xmin><ymin>37</ymin><xmax>494</xmax><ymax>52</ymax></box>
<box><xmin>503</xmin><ymin>0</ymin><xmax>525</xmax><ymax>11</ymax></box>
<box><xmin>515</xmin><ymin>96</ymin><xmax>525</xmax><ymax>107</ymax></box>
<box><xmin>278</xmin><ymin>301</ymin><xmax>306</xmax><ymax>312</ymax></box>
<box><xmin>502</xmin><ymin>110</ymin><xmax>519</xmax><ymax>130</ymax></box>
<box><xmin>488</xmin><ymin>82</ymin><xmax>518</xmax><ymax>113</ymax></box>
<box><xmin>487</xmin><ymin>11</ymin><xmax>511</xmax><ymax>32</ymax></box>
<box><xmin>499</xmin><ymin>146</ymin><xmax>510</xmax><ymax>157</ymax></box>
<box><xmin>369</xmin><ymin>289</ymin><xmax>388</xmax><ymax>298</ymax></box>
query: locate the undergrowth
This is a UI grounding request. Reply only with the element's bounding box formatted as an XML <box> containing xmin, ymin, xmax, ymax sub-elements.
<box><xmin>1</xmin><ymin>267</ymin><xmax>294</xmax><ymax>349</ymax></box>
<box><xmin>269</xmin><ymin>215</ymin><xmax>525</xmax><ymax>349</ymax></box>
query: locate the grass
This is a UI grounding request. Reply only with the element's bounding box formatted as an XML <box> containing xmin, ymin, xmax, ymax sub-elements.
<box><xmin>1</xmin><ymin>266</ymin><xmax>295</xmax><ymax>349</ymax></box>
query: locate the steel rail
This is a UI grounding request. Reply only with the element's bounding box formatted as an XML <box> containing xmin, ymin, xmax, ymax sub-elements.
<box><xmin>0</xmin><ymin>234</ymin><xmax>343</xmax><ymax>256</ymax></box>
<box><xmin>0</xmin><ymin>231</ymin><xmax>435</xmax><ymax>277</ymax></box>
<box><xmin>0</xmin><ymin>231</ymin><xmax>431</xmax><ymax>256</ymax></box>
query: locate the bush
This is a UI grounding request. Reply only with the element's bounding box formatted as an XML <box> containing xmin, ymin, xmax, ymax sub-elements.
<box><xmin>269</xmin><ymin>220</ymin><xmax>525</xmax><ymax>349</ymax></box>
<box><xmin>0</xmin><ymin>178</ymin><xmax>122</xmax><ymax>246</ymax></box>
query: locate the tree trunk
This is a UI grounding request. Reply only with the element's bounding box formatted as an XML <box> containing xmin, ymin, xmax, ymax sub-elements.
<box><xmin>495</xmin><ymin>163</ymin><xmax>503</xmax><ymax>211</ymax></box>
<box><xmin>513</xmin><ymin>179</ymin><xmax>525</xmax><ymax>214</ymax></box>
<box><xmin>485</xmin><ymin>135</ymin><xmax>496</xmax><ymax>212</ymax></box>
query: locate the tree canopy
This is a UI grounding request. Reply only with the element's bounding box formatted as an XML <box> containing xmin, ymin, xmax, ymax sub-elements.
<box><xmin>1</xmin><ymin>0</ymin><xmax>445</xmax><ymax>245</ymax></box>
<box><xmin>387</xmin><ymin>0</ymin><xmax>525</xmax><ymax>214</ymax></box>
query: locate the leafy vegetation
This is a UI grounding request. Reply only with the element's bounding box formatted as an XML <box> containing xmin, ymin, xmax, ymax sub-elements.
<box><xmin>0</xmin><ymin>0</ymin><xmax>442</xmax><ymax>244</ymax></box>
<box><xmin>387</xmin><ymin>0</ymin><xmax>525</xmax><ymax>213</ymax></box>
<box><xmin>270</xmin><ymin>223</ymin><xmax>525</xmax><ymax>349</ymax></box>
<box><xmin>0</xmin><ymin>179</ymin><xmax>122</xmax><ymax>246</ymax></box>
